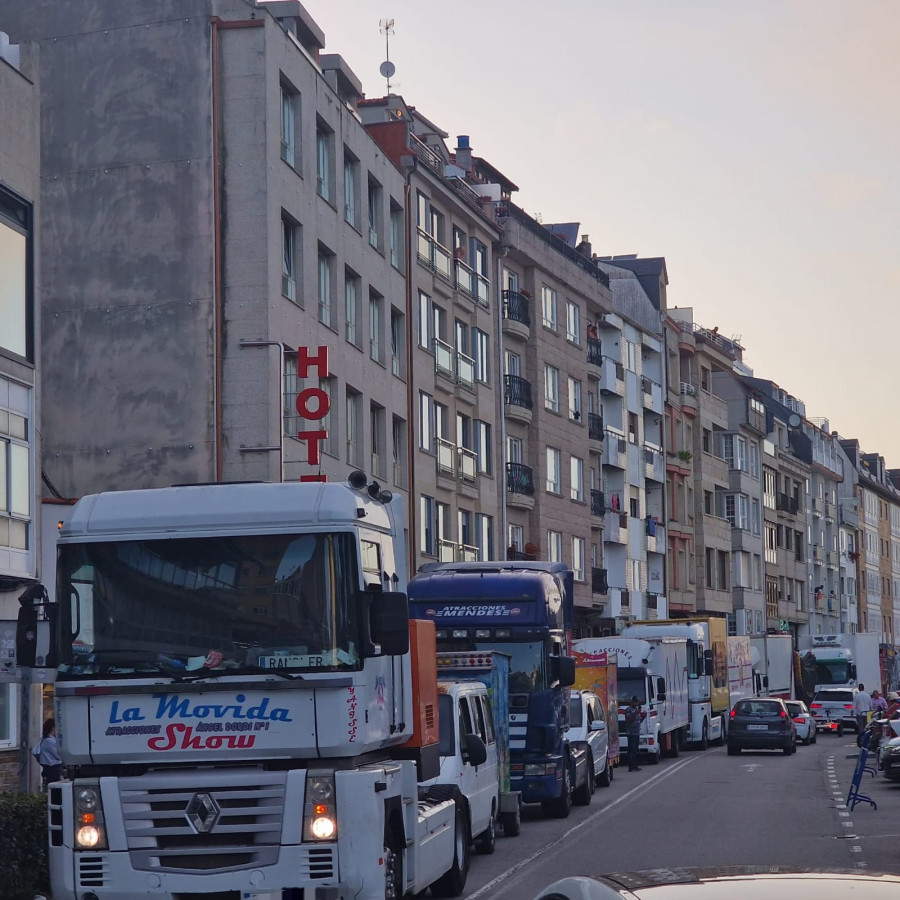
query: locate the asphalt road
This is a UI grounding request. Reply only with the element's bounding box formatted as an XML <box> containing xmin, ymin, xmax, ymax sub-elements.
<box><xmin>460</xmin><ymin>733</ymin><xmax>900</xmax><ymax>899</ymax></box>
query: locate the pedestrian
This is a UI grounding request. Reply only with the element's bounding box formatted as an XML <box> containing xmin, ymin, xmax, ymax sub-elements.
<box><xmin>872</xmin><ymin>690</ymin><xmax>888</xmax><ymax>714</ymax></box>
<box><xmin>35</xmin><ymin>717</ymin><xmax>62</xmax><ymax>788</ymax></box>
<box><xmin>624</xmin><ymin>695</ymin><xmax>645</xmax><ymax>772</ymax></box>
<box><xmin>853</xmin><ymin>683</ymin><xmax>873</xmax><ymax>734</ymax></box>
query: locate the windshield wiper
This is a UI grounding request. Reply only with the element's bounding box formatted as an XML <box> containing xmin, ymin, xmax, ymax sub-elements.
<box><xmin>180</xmin><ymin>664</ymin><xmax>301</xmax><ymax>682</ymax></box>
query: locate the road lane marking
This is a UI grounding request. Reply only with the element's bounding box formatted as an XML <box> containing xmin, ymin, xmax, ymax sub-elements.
<box><xmin>466</xmin><ymin>755</ymin><xmax>703</xmax><ymax>899</ymax></box>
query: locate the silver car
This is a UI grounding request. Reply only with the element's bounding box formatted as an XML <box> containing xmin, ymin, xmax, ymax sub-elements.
<box><xmin>785</xmin><ymin>700</ymin><xmax>817</xmax><ymax>745</ymax></box>
<box><xmin>568</xmin><ymin>689</ymin><xmax>613</xmax><ymax>804</ymax></box>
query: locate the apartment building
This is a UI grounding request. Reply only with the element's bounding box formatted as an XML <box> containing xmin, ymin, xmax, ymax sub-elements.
<box><xmin>5</xmin><ymin>1</ymin><xmax>410</xmax><ymax>506</ymax></box>
<box><xmin>493</xmin><ymin>217</ymin><xmax>615</xmax><ymax>628</ymax></box>
<box><xmin>0</xmin><ymin>32</ymin><xmax>41</xmax><ymax>789</ymax></box>
<box><xmin>593</xmin><ymin>257</ymin><xmax>667</xmax><ymax>630</ymax></box>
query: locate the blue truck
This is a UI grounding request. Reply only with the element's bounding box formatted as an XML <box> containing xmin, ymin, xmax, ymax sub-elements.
<box><xmin>408</xmin><ymin>562</ymin><xmax>581</xmax><ymax>818</ymax></box>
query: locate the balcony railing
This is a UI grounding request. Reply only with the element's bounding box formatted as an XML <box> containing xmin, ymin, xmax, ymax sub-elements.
<box><xmin>433</xmin><ymin>338</ymin><xmax>454</xmax><ymax>378</ymax></box>
<box><xmin>458</xmin><ymin>446</ymin><xmax>477</xmax><ymax>482</ymax></box>
<box><xmin>455</xmin><ymin>259</ymin><xmax>474</xmax><ymax>296</ymax></box>
<box><xmin>457</xmin><ymin>350</ymin><xmax>475</xmax><ymax>388</ymax></box>
<box><xmin>777</xmin><ymin>493</ymin><xmax>800</xmax><ymax>515</ymax></box>
<box><xmin>679</xmin><ymin>382</ymin><xmax>697</xmax><ymax>397</ymax></box>
<box><xmin>503</xmin><ymin>289</ymin><xmax>531</xmax><ymax>327</ymax></box>
<box><xmin>508</xmin><ymin>548</ymin><xmax>538</xmax><ymax>561</ymax></box>
<box><xmin>459</xmin><ymin>544</ymin><xmax>479</xmax><ymax>562</ymax></box>
<box><xmin>438</xmin><ymin>539</ymin><xmax>458</xmax><ymax>563</ymax></box>
<box><xmin>416</xmin><ymin>228</ymin><xmax>452</xmax><ymax>280</ymax></box>
<box><xmin>475</xmin><ymin>273</ymin><xmax>490</xmax><ymax>307</ymax></box>
<box><xmin>506</xmin><ymin>462</ymin><xmax>535</xmax><ymax>495</ymax></box>
<box><xmin>504</xmin><ymin>374</ymin><xmax>533</xmax><ymax>409</ymax></box>
<box><xmin>591</xmin><ymin>567</ymin><xmax>609</xmax><ymax>595</ymax></box>
<box><xmin>588</xmin><ymin>412</ymin><xmax>604</xmax><ymax>441</ymax></box>
<box><xmin>587</xmin><ymin>336</ymin><xmax>603</xmax><ymax>366</ymax></box>
<box><xmin>590</xmin><ymin>489</ymin><xmax>606</xmax><ymax>517</ymax></box>
<box><xmin>435</xmin><ymin>437</ymin><xmax>455</xmax><ymax>475</ymax></box>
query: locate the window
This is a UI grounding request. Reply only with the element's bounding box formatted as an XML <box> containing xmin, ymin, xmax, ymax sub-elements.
<box><xmin>369</xmin><ymin>291</ymin><xmax>383</xmax><ymax>362</ymax></box>
<box><xmin>421</xmin><ymin>495</ymin><xmax>435</xmax><ymax>555</ymax></box>
<box><xmin>418</xmin><ymin>291</ymin><xmax>433</xmax><ymax>350</ymax></box>
<box><xmin>573</xmin><ymin>537</ymin><xmax>586</xmax><ymax>581</ymax></box>
<box><xmin>368</xmin><ymin>177</ymin><xmax>383</xmax><ymax>249</ymax></box>
<box><xmin>345</xmin><ymin>387</ymin><xmax>362</xmax><ymax>466</ymax></box>
<box><xmin>544</xmin><ymin>365</ymin><xmax>559</xmax><ymax>412</ymax></box>
<box><xmin>392</xmin><ymin>416</ymin><xmax>406</xmax><ymax>487</ymax></box>
<box><xmin>722</xmin><ymin>434</ymin><xmax>748</xmax><ymax>471</ymax></box>
<box><xmin>724</xmin><ymin>494</ymin><xmax>750</xmax><ymax>530</ymax></box>
<box><xmin>508</xmin><ymin>524</ymin><xmax>524</xmax><ymax>555</ymax></box>
<box><xmin>340</xmin><ymin>153</ymin><xmax>357</xmax><ymax>229</ymax></box>
<box><xmin>476</xmin><ymin>513</ymin><xmax>494</xmax><ymax>561</ymax></box>
<box><xmin>317</xmin><ymin>249</ymin><xmax>334</xmax><ymax>327</ymax></box>
<box><xmin>390</xmin><ymin>308</ymin><xmax>405</xmax><ymax>378</ymax></box>
<box><xmin>474</xmin><ymin>420</ymin><xmax>492</xmax><ymax>475</ymax></box>
<box><xmin>458</xmin><ymin>508</ymin><xmax>473</xmax><ymax>550</ymax></box>
<box><xmin>419</xmin><ymin>392</ymin><xmax>434</xmax><ymax>452</ymax></box>
<box><xmin>0</xmin><ymin>383</ymin><xmax>30</xmax><ymax>553</ymax></box>
<box><xmin>344</xmin><ymin>271</ymin><xmax>360</xmax><ymax>346</ymax></box>
<box><xmin>702</xmin><ymin>428</ymin><xmax>711</xmax><ymax>454</ymax></box>
<box><xmin>316</xmin><ymin>121</ymin><xmax>333</xmax><ymax>202</ymax></box>
<box><xmin>390</xmin><ymin>200</ymin><xmax>404</xmax><ymax>268</ymax></box>
<box><xmin>763</xmin><ymin>467</ymin><xmax>777</xmax><ymax>509</ymax></box>
<box><xmin>541</xmin><ymin>285</ymin><xmax>557</xmax><ymax>330</ymax></box>
<box><xmin>281</xmin><ymin>214</ymin><xmax>299</xmax><ymax>303</ymax></box>
<box><xmin>546</xmin><ymin>447</ymin><xmax>561</xmax><ymax>493</ymax></box>
<box><xmin>507</xmin><ymin>435</ymin><xmax>523</xmax><ymax>464</ymax></box>
<box><xmin>473</xmin><ymin>329</ymin><xmax>490</xmax><ymax>384</ymax></box>
<box><xmin>548</xmin><ymin>530</ymin><xmax>562</xmax><ymax>563</ymax></box>
<box><xmin>566</xmin><ymin>301</ymin><xmax>581</xmax><ymax>344</ymax></box>
<box><xmin>570</xmin><ymin>456</ymin><xmax>584</xmax><ymax>501</ymax></box>
<box><xmin>370</xmin><ymin>402</ymin><xmax>386</xmax><ymax>477</ymax></box>
<box><xmin>280</xmin><ymin>81</ymin><xmax>299</xmax><ymax>167</ymax></box>
<box><xmin>568</xmin><ymin>377</ymin><xmax>582</xmax><ymax>422</ymax></box>
<box><xmin>0</xmin><ymin>684</ymin><xmax>17</xmax><ymax>749</ymax></box>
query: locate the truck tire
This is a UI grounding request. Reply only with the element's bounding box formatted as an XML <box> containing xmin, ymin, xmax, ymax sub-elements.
<box><xmin>430</xmin><ymin>806</ymin><xmax>470</xmax><ymax>898</ymax></box>
<box><xmin>474</xmin><ymin>807</ymin><xmax>496</xmax><ymax>855</ymax></box>
<box><xmin>698</xmin><ymin>720</ymin><xmax>709</xmax><ymax>751</ymax></box>
<box><xmin>501</xmin><ymin>806</ymin><xmax>521</xmax><ymax>837</ymax></box>
<box><xmin>670</xmin><ymin>730</ymin><xmax>680</xmax><ymax>758</ymax></box>
<box><xmin>572</xmin><ymin>755</ymin><xmax>594</xmax><ymax>805</ymax></box>
<box><xmin>541</xmin><ymin>760</ymin><xmax>572</xmax><ymax>819</ymax></box>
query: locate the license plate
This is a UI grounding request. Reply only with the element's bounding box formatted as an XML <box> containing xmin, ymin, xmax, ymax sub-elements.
<box><xmin>747</xmin><ymin>724</ymin><xmax>768</xmax><ymax>731</ymax></box>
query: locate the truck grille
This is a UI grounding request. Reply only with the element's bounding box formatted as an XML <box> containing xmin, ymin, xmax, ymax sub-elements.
<box><xmin>119</xmin><ymin>770</ymin><xmax>292</xmax><ymax>874</ymax></box>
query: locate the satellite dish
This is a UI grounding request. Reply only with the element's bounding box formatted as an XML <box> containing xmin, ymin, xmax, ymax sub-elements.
<box><xmin>379</xmin><ymin>60</ymin><xmax>396</xmax><ymax>79</ymax></box>
<box><xmin>788</xmin><ymin>414</ymin><xmax>801</xmax><ymax>429</ymax></box>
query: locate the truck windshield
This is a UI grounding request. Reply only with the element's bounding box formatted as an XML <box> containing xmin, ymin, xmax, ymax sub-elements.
<box><xmin>442</xmin><ymin>640</ymin><xmax>547</xmax><ymax>692</ymax></box>
<box><xmin>55</xmin><ymin>532</ymin><xmax>362</xmax><ymax>677</ymax></box>
<box><xmin>618</xmin><ymin>678</ymin><xmax>648</xmax><ymax>705</ymax></box>
<box><xmin>815</xmin><ymin>660</ymin><xmax>852</xmax><ymax>685</ymax></box>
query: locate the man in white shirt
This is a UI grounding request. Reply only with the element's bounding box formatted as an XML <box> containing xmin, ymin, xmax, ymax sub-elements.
<box><xmin>853</xmin><ymin>683</ymin><xmax>873</xmax><ymax>734</ymax></box>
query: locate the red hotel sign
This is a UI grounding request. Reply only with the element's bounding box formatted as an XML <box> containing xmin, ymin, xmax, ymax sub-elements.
<box><xmin>295</xmin><ymin>345</ymin><xmax>329</xmax><ymax>483</ymax></box>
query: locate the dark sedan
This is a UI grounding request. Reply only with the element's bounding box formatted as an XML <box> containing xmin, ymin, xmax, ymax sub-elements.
<box><xmin>727</xmin><ymin>698</ymin><xmax>796</xmax><ymax>755</ymax></box>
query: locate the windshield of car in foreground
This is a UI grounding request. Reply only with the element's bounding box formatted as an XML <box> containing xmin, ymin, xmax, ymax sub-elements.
<box><xmin>56</xmin><ymin>532</ymin><xmax>362</xmax><ymax>677</ymax></box>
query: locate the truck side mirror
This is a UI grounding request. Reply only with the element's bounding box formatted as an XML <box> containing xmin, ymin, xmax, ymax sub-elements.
<box><xmin>763</xmin><ymin>675</ymin><xmax>769</xmax><ymax>689</ymax></box>
<box><xmin>15</xmin><ymin>601</ymin><xmax>38</xmax><ymax>668</ymax></box>
<box><xmin>656</xmin><ymin>677</ymin><xmax>666</xmax><ymax>703</ymax></box>
<box><xmin>703</xmin><ymin>649</ymin><xmax>714</xmax><ymax>676</ymax></box>
<box><xmin>850</xmin><ymin>663</ymin><xmax>857</xmax><ymax>681</ymax></box>
<box><xmin>556</xmin><ymin>655</ymin><xmax>576</xmax><ymax>687</ymax></box>
<box><xmin>368</xmin><ymin>591</ymin><xmax>410</xmax><ymax>657</ymax></box>
<box><xmin>464</xmin><ymin>733</ymin><xmax>487</xmax><ymax>767</ymax></box>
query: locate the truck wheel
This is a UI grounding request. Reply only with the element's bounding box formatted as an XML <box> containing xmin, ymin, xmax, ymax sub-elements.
<box><xmin>474</xmin><ymin>808</ymin><xmax>496</xmax><ymax>855</ymax></box>
<box><xmin>430</xmin><ymin>806</ymin><xmax>470</xmax><ymax>897</ymax></box>
<box><xmin>597</xmin><ymin>752</ymin><xmax>612</xmax><ymax>787</ymax></box>
<box><xmin>698</xmin><ymin>721</ymin><xmax>709</xmax><ymax>751</ymax></box>
<box><xmin>501</xmin><ymin>806</ymin><xmax>521</xmax><ymax>837</ymax></box>
<box><xmin>541</xmin><ymin>761</ymin><xmax>572</xmax><ymax>819</ymax></box>
<box><xmin>573</xmin><ymin>756</ymin><xmax>593</xmax><ymax>805</ymax></box>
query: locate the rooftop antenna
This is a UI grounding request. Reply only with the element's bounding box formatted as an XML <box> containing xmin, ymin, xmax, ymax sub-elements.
<box><xmin>379</xmin><ymin>18</ymin><xmax>396</xmax><ymax>94</ymax></box>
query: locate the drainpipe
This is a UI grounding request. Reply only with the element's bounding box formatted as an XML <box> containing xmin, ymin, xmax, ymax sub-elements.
<box><xmin>496</xmin><ymin>244</ymin><xmax>510</xmax><ymax>557</ymax></box>
<box><xmin>403</xmin><ymin>176</ymin><xmax>416</xmax><ymax>569</ymax></box>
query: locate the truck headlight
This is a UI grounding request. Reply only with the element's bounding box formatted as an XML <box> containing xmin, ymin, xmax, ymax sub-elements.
<box><xmin>524</xmin><ymin>763</ymin><xmax>557</xmax><ymax>776</ymax></box>
<box><xmin>73</xmin><ymin>780</ymin><xmax>108</xmax><ymax>851</ymax></box>
<box><xmin>304</xmin><ymin>773</ymin><xmax>337</xmax><ymax>842</ymax></box>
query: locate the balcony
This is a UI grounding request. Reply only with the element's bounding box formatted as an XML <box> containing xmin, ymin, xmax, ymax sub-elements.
<box><xmin>475</xmin><ymin>273</ymin><xmax>490</xmax><ymax>308</ymax></box>
<box><xmin>506</xmin><ymin>462</ymin><xmax>535</xmax><ymax>510</ymax></box>
<box><xmin>827</xmin><ymin>550</ymin><xmax>839</xmax><ymax>568</ymax></box>
<box><xmin>596</xmin><ymin>356</ymin><xmax>625</xmax><ymax>395</ymax></box>
<box><xmin>416</xmin><ymin>229</ymin><xmax>452</xmax><ymax>281</ymax></box>
<box><xmin>590</xmin><ymin>489</ymin><xmax>606</xmax><ymax>518</ymax></box>
<box><xmin>641</xmin><ymin>376</ymin><xmax>664</xmax><ymax>414</ymax></box>
<box><xmin>824</xmin><ymin>500</ymin><xmax>835</xmax><ymax>522</ymax></box>
<box><xmin>643</xmin><ymin>444</ymin><xmax>665</xmax><ymax>482</ymax></box>
<box><xmin>591</xmin><ymin>567</ymin><xmax>609</xmax><ymax>595</ymax></box>
<box><xmin>810</xmin><ymin>497</ymin><xmax>822</xmax><ymax>518</ymax></box>
<box><xmin>433</xmin><ymin>337</ymin><xmax>454</xmax><ymax>379</ymax></box>
<box><xmin>811</xmin><ymin>545</ymin><xmax>824</xmax><ymax>564</ymax></box>
<box><xmin>603</xmin><ymin>431</ymin><xmax>627</xmax><ymax>469</ymax></box>
<box><xmin>438</xmin><ymin>539</ymin><xmax>458</xmax><ymax>563</ymax></box>
<box><xmin>776</xmin><ymin>493</ymin><xmax>800</xmax><ymax>515</ymax></box>
<box><xmin>458</xmin><ymin>446</ymin><xmax>477</xmax><ymax>483</ymax></box>
<box><xmin>504</xmin><ymin>374</ymin><xmax>534</xmax><ymax>425</ymax></box>
<box><xmin>455</xmin><ymin>258</ymin><xmax>475</xmax><ymax>297</ymax></box>
<box><xmin>604</xmin><ymin>512</ymin><xmax>629</xmax><ymax>544</ymax></box>
<box><xmin>679</xmin><ymin>382</ymin><xmax>698</xmax><ymax>412</ymax></box>
<box><xmin>503</xmin><ymin>289</ymin><xmax>531</xmax><ymax>339</ymax></box>
<box><xmin>457</xmin><ymin>350</ymin><xmax>475</xmax><ymax>390</ymax></box>
<box><xmin>435</xmin><ymin>437</ymin><xmax>455</xmax><ymax>476</ymax></box>
<box><xmin>586</xmin><ymin>336</ymin><xmax>603</xmax><ymax>367</ymax></box>
<box><xmin>588</xmin><ymin>412</ymin><xmax>604</xmax><ymax>447</ymax></box>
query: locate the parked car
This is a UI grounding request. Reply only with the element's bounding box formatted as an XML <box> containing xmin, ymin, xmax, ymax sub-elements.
<box><xmin>809</xmin><ymin>688</ymin><xmax>857</xmax><ymax>734</ymax></box>
<box><xmin>727</xmin><ymin>698</ymin><xmax>796</xmax><ymax>755</ymax></box>
<box><xmin>568</xmin><ymin>689</ymin><xmax>613</xmax><ymax>803</ymax></box>
<box><xmin>785</xmin><ymin>700</ymin><xmax>816</xmax><ymax>745</ymax></box>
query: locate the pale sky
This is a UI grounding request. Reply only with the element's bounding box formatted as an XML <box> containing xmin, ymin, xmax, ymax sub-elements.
<box><xmin>307</xmin><ymin>0</ymin><xmax>900</xmax><ymax>461</ymax></box>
